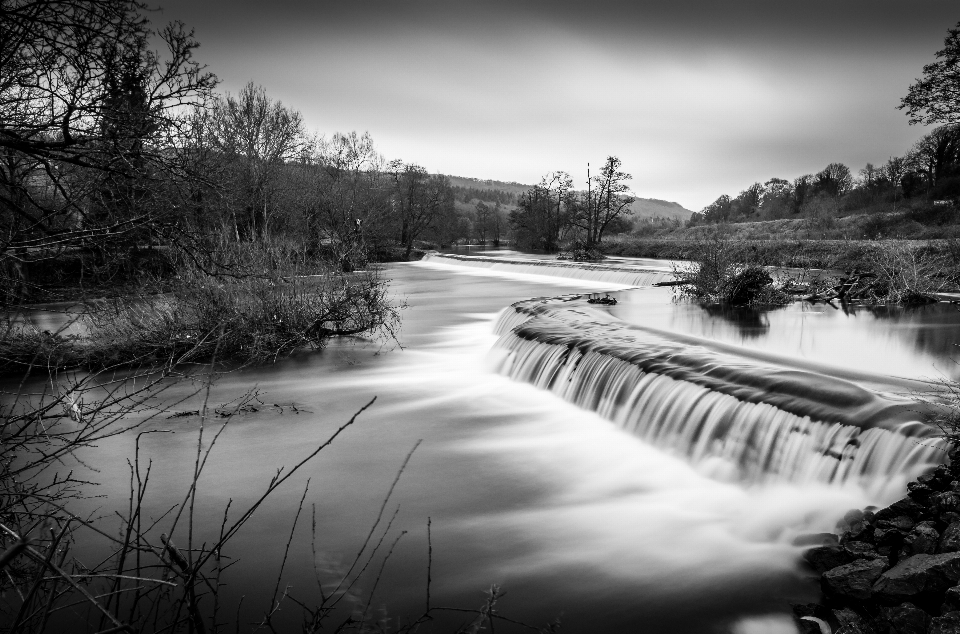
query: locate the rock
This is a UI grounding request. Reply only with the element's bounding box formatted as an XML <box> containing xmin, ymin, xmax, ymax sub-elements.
<box><xmin>875</xmin><ymin>516</ymin><xmax>916</xmax><ymax>532</ymax></box>
<box><xmin>823</xmin><ymin>559</ymin><xmax>887</xmax><ymax>601</ymax></box>
<box><xmin>943</xmin><ymin>585</ymin><xmax>960</xmax><ymax>613</ymax></box>
<box><xmin>794</xmin><ymin>532</ymin><xmax>840</xmax><ymax>547</ymax></box>
<box><xmin>941</xmin><ymin>522</ymin><xmax>960</xmax><ymax>553</ymax></box>
<box><xmin>873</xmin><ymin>553</ymin><xmax>960</xmax><ymax>603</ymax></box>
<box><xmin>844</xmin><ymin>520</ymin><xmax>874</xmax><ymax>543</ymax></box>
<box><xmin>933</xmin><ymin>493</ymin><xmax>960</xmax><ymax>516</ymax></box>
<box><xmin>879</xmin><ymin>602</ymin><xmax>929</xmax><ymax>634</ymax></box>
<box><xmin>900</xmin><ymin>521</ymin><xmax>940</xmax><ymax>558</ymax></box>
<box><xmin>845</xmin><ymin>541</ymin><xmax>884</xmax><ymax>560</ymax></box>
<box><xmin>909</xmin><ymin>481</ymin><xmax>934</xmax><ymax>502</ymax></box>
<box><xmin>876</xmin><ymin>497</ymin><xmax>928</xmax><ymax>523</ymax></box>
<box><xmin>875</xmin><ymin>527</ymin><xmax>905</xmax><ymax>555</ymax></box>
<box><xmin>805</xmin><ymin>545</ymin><xmax>854</xmax><ymax>574</ymax></box>
<box><xmin>945</xmin><ymin>512</ymin><xmax>960</xmax><ymax>526</ymax></box>
<box><xmin>930</xmin><ymin>611</ymin><xmax>960</xmax><ymax>634</ymax></box>
<box><xmin>832</xmin><ymin>607</ymin><xmax>875</xmax><ymax>634</ymax></box>
<box><xmin>844</xmin><ymin>508</ymin><xmax>866</xmax><ymax>526</ymax></box>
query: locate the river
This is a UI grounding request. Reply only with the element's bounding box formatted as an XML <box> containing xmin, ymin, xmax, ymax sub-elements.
<box><xmin>34</xmin><ymin>252</ymin><xmax>960</xmax><ymax>633</ymax></box>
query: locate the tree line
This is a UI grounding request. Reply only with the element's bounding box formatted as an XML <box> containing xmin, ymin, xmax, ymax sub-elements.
<box><xmin>0</xmin><ymin>0</ymin><xmax>492</xmax><ymax>295</ymax></box>
<box><xmin>691</xmin><ymin>20</ymin><xmax>960</xmax><ymax>229</ymax></box>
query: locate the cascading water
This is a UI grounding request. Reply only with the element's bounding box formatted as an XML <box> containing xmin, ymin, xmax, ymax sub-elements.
<box><xmin>421</xmin><ymin>252</ymin><xmax>676</xmax><ymax>286</ymax></box>
<box><xmin>490</xmin><ymin>297</ymin><xmax>946</xmax><ymax>492</ymax></box>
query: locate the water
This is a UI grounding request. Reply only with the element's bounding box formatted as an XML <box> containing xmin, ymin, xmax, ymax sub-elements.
<box><xmin>14</xmin><ymin>253</ymin><xmax>960</xmax><ymax>633</ymax></box>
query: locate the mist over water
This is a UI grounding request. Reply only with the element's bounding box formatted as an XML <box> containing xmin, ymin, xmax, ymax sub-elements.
<box><xmin>55</xmin><ymin>256</ymin><xmax>960</xmax><ymax>633</ymax></box>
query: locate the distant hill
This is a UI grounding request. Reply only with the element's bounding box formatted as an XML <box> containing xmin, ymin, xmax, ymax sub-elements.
<box><xmin>627</xmin><ymin>198</ymin><xmax>694</xmax><ymax>222</ymax></box>
<box><xmin>441</xmin><ymin>174</ymin><xmax>693</xmax><ymax>222</ymax></box>
<box><xmin>443</xmin><ymin>175</ymin><xmax>531</xmax><ymax>198</ymax></box>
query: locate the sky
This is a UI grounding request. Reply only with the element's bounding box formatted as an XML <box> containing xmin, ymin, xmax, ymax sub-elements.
<box><xmin>153</xmin><ymin>0</ymin><xmax>959</xmax><ymax>211</ymax></box>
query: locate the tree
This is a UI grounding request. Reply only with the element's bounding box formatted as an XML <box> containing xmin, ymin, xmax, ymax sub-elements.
<box><xmin>813</xmin><ymin>162</ymin><xmax>853</xmax><ymax>199</ymax></box>
<box><xmin>574</xmin><ymin>157</ymin><xmax>634</xmax><ymax>246</ymax></box>
<box><xmin>474</xmin><ymin>200</ymin><xmax>491</xmax><ymax>243</ymax></box>
<box><xmin>509</xmin><ymin>172</ymin><xmax>573</xmax><ymax>251</ymax></box>
<box><xmin>0</xmin><ymin>1</ymin><xmax>217</xmax><ymax>262</ymax></box>
<box><xmin>899</xmin><ymin>21</ymin><xmax>960</xmax><ymax>125</ymax></box>
<box><xmin>907</xmin><ymin>124</ymin><xmax>960</xmax><ymax>193</ymax></box>
<box><xmin>389</xmin><ymin>161</ymin><xmax>453</xmax><ymax>258</ymax></box>
<box><xmin>210</xmin><ymin>82</ymin><xmax>306</xmax><ymax>240</ymax></box>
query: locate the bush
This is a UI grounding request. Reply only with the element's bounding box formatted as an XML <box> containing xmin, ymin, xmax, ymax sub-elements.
<box><xmin>0</xmin><ymin>242</ymin><xmax>401</xmax><ymax>374</ymax></box>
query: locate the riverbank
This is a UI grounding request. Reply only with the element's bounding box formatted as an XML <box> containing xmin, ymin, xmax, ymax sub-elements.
<box><xmin>796</xmin><ymin>445</ymin><xmax>960</xmax><ymax>634</ymax></box>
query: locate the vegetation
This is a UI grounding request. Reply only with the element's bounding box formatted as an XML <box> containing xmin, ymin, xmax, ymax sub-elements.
<box><xmin>508</xmin><ymin>157</ymin><xmax>634</xmax><ymax>252</ymax></box>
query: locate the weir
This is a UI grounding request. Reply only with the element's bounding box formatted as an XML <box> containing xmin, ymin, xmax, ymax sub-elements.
<box><xmin>421</xmin><ymin>252</ymin><xmax>676</xmax><ymax>287</ymax></box>
<box><xmin>491</xmin><ymin>297</ymin><xmax>946</xmax><ymax>489</ymax></box>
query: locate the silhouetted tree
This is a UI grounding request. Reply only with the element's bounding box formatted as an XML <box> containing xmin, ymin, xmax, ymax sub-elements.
<box><xmin>900</xmin><ymin>21</ymin><xmax>960</xmax><ymax>125</ymax></box>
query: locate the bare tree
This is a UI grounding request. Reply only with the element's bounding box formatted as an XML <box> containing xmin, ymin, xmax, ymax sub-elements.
<box><xmin>0</xmin><ymin>0</ymin><xmax>217</xmax><ymax>268</ymax></box>
<box><xmin>209</xmin><ymin>82</ymin><xmax>305</xmax><ymax>241</ymax></box>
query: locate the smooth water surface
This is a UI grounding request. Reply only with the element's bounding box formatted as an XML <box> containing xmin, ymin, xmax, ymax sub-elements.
<box><xmin>25</xmin><ymin>257</ymin><xmax>960</xmax><ymax>633</ymax></box>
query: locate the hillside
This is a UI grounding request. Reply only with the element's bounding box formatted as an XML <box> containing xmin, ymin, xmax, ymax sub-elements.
<box><xmin>627</xmin><ymin>198</ymin><xmax>694</xmax><ymax>221</ymax></box>
<box><xmin>443</xmin><ymin>175</ymin><xmax>693</xmax><ymax>222</ymax></box>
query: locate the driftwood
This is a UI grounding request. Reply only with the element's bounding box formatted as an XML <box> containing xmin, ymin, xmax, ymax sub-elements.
<box><xmin>653</xmin><ymin>280</ymin><xmax>692</xmax><ymax>287</ymax></box>
<box><xmin>587</xmin><ymin>295</ymin><xmax>618</xmax><ymax>305</ymax></box>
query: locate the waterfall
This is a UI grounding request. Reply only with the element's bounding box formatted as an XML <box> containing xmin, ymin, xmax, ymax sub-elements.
<box><xmin>421</xmin><ymin>253</ymin><xmax>676</xmax><ymax>287</ymax></box>
<box><xmin>491</xmin><ymin>299</ymin><xmax>946</xmax><ymax>488</ymax></box>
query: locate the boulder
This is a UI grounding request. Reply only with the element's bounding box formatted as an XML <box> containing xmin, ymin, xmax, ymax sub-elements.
<box><xmin>930</xmin><ymin>611</ymin><xmax>960</xmax><ymax>634</ymax></box>
<box><xmin>879</xmin><ymin>602</ymin><xmax>928</xmax><ymax>634</ymax></box>
<box><xmin>845</xmin><ymin>541</ymin><xmax>884</xmax><ymax>560</ymax></box>
<box><xmin>873</xmin><ymin>553</ymin><xmax>960</xmax><ymax>603</ymax></box>
<box><xmin>932</xmin><ymin>492</ymin><xmax>960</xmax><ymax>517</ymax></box>
<box><xmin>844</xmin><ymin>520</ymin><xmax>874</xmax><ymax>543</ymax></box>
<box><xmin>875</xmin><ymin>528</ymin><xmax>905</xmax><ymax>556</ymax></box>
<box><xmin>832</xmin><ymin>607</ymin><xmax>875</xmax><ymax>634</ymax></box>
<box><xmin>823</xmin><ymin>559</ymin><xmax>887</xmax><ymax>601</ymax></box>
<box><xmin>943</xmin><ymin>585</ymin><xmax>960</xmax><ymax>613</ymax></box>
<box><xmin>875</xmin><ymin>515</ymin><xmax>916</xmax><ymax>532</ymax></box>
<box><xmin>900</xmin><ymin>521</ymin><xmax>940</xmax><ymax>558</ymax></box>
<box><xmin>943</xmin><ymin>522</ymin><xmax>960</xmax><ymax>553</ymax></box>
<box><xmin>876</xmin><ymin>497</ymin><xmax>928</xmax><ymax>523</ymax></box>
<box><xmin>805</xmin><ymin>545</ymin><xmax>854</xmax><ymax>575</ymax></box>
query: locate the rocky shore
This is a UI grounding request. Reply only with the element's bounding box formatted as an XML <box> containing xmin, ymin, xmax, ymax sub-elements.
<box><xmin>795</xmin><ymin>450</ymin><xmax>960</xmax><ymax>634</ymax></box>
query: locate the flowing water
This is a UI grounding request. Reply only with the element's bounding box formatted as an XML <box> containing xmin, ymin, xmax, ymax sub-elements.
<box><xmin>18</xmin><ymin>251</ymin><xmax>960</xmax><ymax>633</ymax></box>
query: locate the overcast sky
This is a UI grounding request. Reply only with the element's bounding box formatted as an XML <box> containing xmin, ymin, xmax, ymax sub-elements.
<box><xmin>154</xmin><ymin>0</ymin><xmax>958</xmax><ymax>211</ymax></box>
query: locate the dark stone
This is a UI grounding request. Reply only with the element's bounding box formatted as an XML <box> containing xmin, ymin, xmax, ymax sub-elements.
<box><xmin>930</xmin><ymin>611</ymin><xmax>960</xmax><ymax>634</ymax></box>
<box><xmin>909</xmin><ymin>481</ymin><xmax>934</xmax><ymax>502</ymax></box>
<box><xmin>876</xmin><ymin>497</ymin><xmax>928</xmax><ymax>522</ymax></box>
<box><xmin>877</xmin><ymin>516</ymin><xmax>917</xmax><ymax>532</ymax></box>
<box><xmin>793</xmin><ymin>532</ymin><xmax>840</xmax><ymax>547</ymax></box>
<box><xmin>873</xmin><ymin>553</ymin><xmax>960</xmax><ymax>603</ymax></box>
<box><xmin>933</xmin><ymin>493</ymin><xmax>960</xmax><ymax>516</ymax></box>
<box><xmin>832</xmin><ymin>607</ymin><xmax>875</xmax><ymax>634</ymax></box>
<box><xmin>805</xmin><ymin>545</ymin><xmax>854</xmax><ymax>574</ymax></box>
<box><xmin>900</xmin><ymin>521</ymin><xmax>940</xmax><ymax>558</ymax></box>
<box><xmin>845</xmin><ymin>541</ymin><xmax>884</xmax><ymax>560</ymax></box>
<box><xmin>945</xmin><ymin>512</ymin><xmax>960</xmax><ymax>526</ymax></box>
<box><xmin>823</xmin><ymin>559</ymin><xmax>887</xmax><ymax>601</ymax></box>
<box><xmin>844</xmin><ymin>508</ymin><xmax>866</xmax><ymax>525</ymax></box>
<box><xmin>941</xmin><ymin>522</ymin><xmax>960</xmax><ymax>554</ymax></box>
<box><xmin>943</xmin><ymin>585</ymin><xmax>960</xmax><ymax>613</ymax></box>
<box><xmin>844</xmin><ymin>520</ymin><xmax>874</xmax><ymax>543</ymax></box>
<box><xmin>876</xmin><ymin>528</ymin><xmax>905</xmax><ymax>555</ymax></box>
<box><xmin>879</xmin><ymin>602</ymin><xmax>929</xmax><ymax>634</ymax></box>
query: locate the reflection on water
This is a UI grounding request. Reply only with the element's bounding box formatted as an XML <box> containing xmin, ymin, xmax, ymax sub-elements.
<box><xmin>607</xmin><ymin>290</ymin><xmax>960</xmax><ymax>382</ymax></box>
<box><xmin>700</xmin><ymin>304</ymin><xmax>774</xmax><ymax>339</ymax></box>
